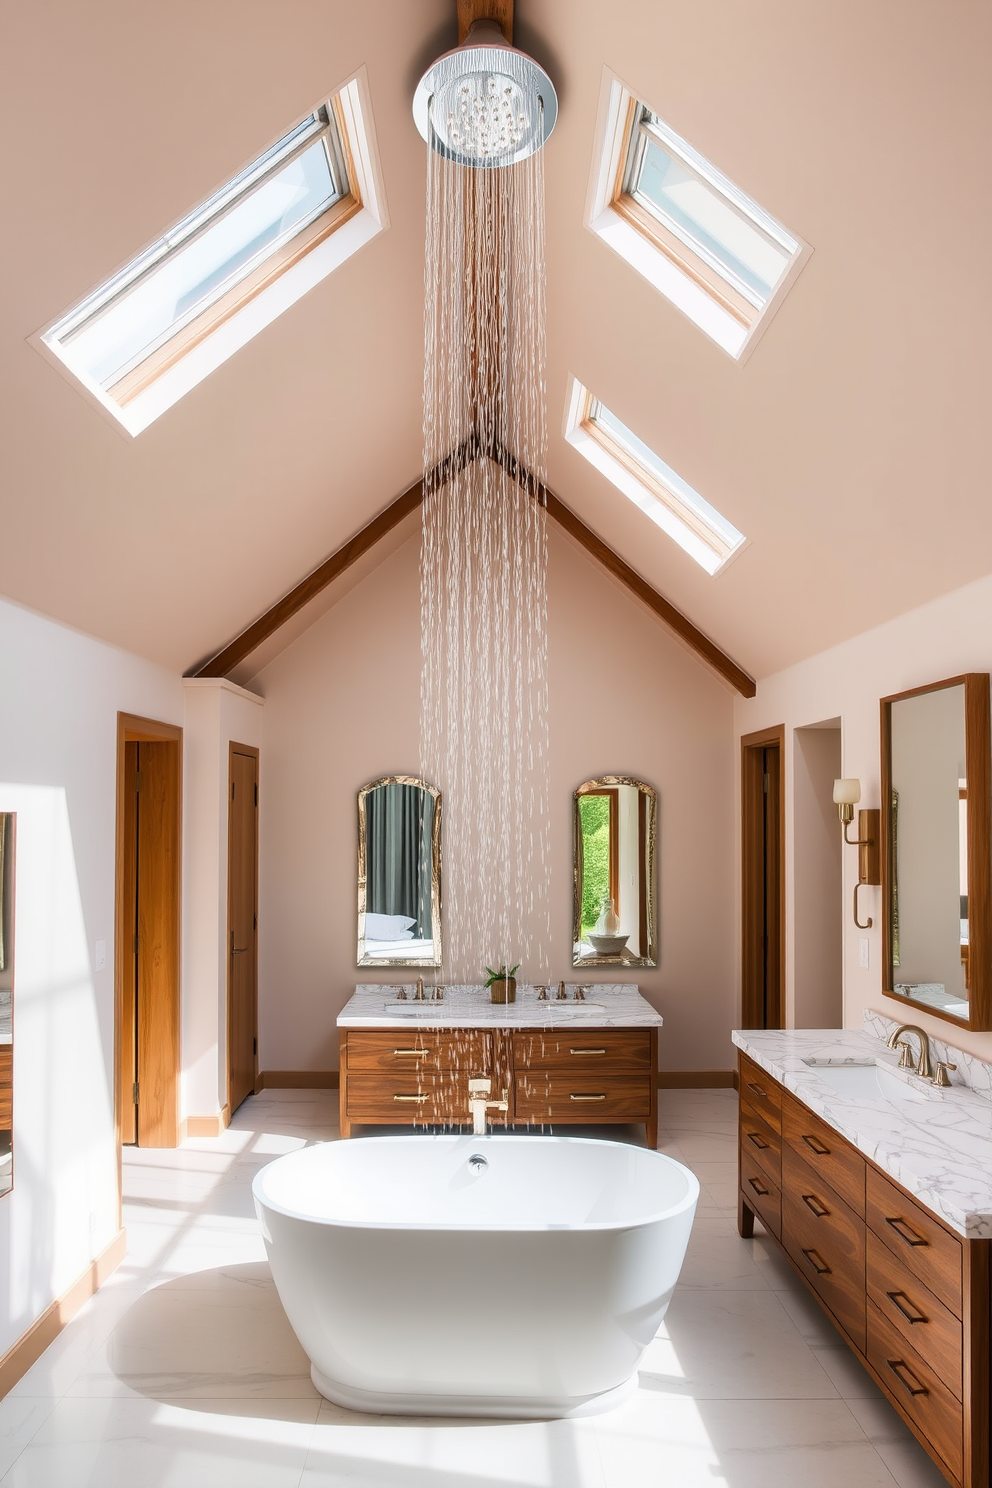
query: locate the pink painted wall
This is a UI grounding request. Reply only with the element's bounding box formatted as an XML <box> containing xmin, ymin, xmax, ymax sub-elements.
<box><xmin>254</xmin><ymin>525</ymin><xmax>737</xmax><ymax>1074</ymax></box>
<box><xmin>735</xmin><ymin>567</ymin><xmax>992</xmax><ymax>1064</ymax></box>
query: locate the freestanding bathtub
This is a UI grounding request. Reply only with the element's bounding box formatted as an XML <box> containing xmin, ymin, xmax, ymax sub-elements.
<box><xmin>253</xmin><ymin>1134</ymin><xmax>698</xmax><ymax>1418</ymax></box>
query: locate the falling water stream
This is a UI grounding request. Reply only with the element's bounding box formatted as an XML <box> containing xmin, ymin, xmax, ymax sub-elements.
<box><xmin>421</xmin><ymin>137</ymin><xmax>550</xmax><ymax>986</ymax></box>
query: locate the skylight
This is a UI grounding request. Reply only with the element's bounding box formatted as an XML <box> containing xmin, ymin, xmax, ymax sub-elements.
<box><xmin>36</xmin><ymin>73</ymin><xmax>386</xmax><ymax>435</ymax></box>
<box><xmin>586</xmin><ymin>73</ymin><xmax>810</xmax><ymax>360</ymax></box>
<box><xmin>564</xmin><ymin>379</ymin><xmax>745</xmax><ymax>574</ymax></box>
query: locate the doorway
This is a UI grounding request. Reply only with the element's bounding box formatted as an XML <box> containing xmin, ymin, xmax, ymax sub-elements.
<box><xmin>116</xmin><ymin>714</ymin><xmax>182</xmax><ymax>1149</ymax></box>
<box><xmin>741</xmin><ymin>725</ymin><xmax>785</xmax><ymax>1028</ymax></box>
<box><xmin>227</xmin><ymin>743</ymin><xmax>259</xmax><ymax>1115</ymax></box>
<box><xmin>794</xmin><ymin>722</ymin><xmax>843</xmax><ymax>1027</ymax></box>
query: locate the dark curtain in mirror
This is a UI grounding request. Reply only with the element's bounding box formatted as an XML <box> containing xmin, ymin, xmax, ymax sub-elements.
<box><xmin>0</xmin><ymin>813</ymin><xmax>13</xmax><ymax>1197</ymax></box>
<box><xmin>366</xmin><ymin>783</ymin><xmax>434</xmax><ymax>938</ymax></box>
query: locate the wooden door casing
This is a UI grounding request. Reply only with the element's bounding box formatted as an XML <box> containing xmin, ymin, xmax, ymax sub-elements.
<box><xmin>228</xmin><ymin>744</ymin><xmax>259</xmax><ymax>1115</ymax></box>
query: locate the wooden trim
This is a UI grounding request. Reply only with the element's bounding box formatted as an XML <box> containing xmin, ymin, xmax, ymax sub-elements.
<box><xmin>192</xmin><ymin>451</ymin><xmax>756</xmax><ymax>698</ymax></box>
<box><xmin>457</xmin><ymin>0</ymin><xmax>513</xmax><ymax>44</ymax></box>
<box><xmin>255</xmin><ymin>1070</ymin><xmax>340</xmax><ymax>1091</ymax></box>
<box><xmin>881</xmin><ymin>674</ymin><xmax>991</xmax><ymax>1032</ymax></box>
<box><xmin>190</xmin><ymin>481</ymin><xmax>424</xmax><ymax>678</ymax></box>
<box><xmin>0</xmin><ymin>1229</ymin><xmax>125</xmax><ymax>1401</ymax></box>
<box><xmin>741</xmin><ymin>725</ymin><xmax>786</xmax><ymax>1029</ymax></box>
<box><xmin>179</xmin><ymin>1107</ymin><xmax>232</xmax><ymax>1141</ymax></box>
<box><xmin>227</xmin><ymin>742</ymin><xmax>260</xmax><ymax>1115</ymax></box>
<box><xmin>658</xmin><ymin>1070</ymin><xmax>736</xmax><ymax>1088</ymax></box>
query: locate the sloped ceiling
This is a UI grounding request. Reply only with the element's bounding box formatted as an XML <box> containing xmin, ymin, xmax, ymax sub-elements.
<box><xmin>1</xmin><ymin>0</ymin><xmax>989</xmax><ymax>680</ymax></box>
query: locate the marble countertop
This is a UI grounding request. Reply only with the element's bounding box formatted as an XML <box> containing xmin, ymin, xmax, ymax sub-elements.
<box><xmin>733</xmin><ymin>1025</ymin><xmax>992</xmax><ymax>1239</ymax></box>
<box><xmin>339</xmin><ymin>983</ymin><xmax>663</xmax><ymax>1030</ymax></box>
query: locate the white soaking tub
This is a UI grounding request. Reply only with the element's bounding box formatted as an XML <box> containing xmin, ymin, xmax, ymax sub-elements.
<box><xmin>253</xmin><ymin>1134</ymin><xmax>698</xmax><ymax>1418</ymax></box>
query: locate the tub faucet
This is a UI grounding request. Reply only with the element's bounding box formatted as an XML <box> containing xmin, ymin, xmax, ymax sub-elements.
<box><xmin>886</xmin><ymin>1023</ymin><xmax>932</xmax><ymax>1079</ymax></box>
<box><xmin>468</xmin><ymin>1078</ymin><xmax>508</xmax><ymax>1135</ymax></box>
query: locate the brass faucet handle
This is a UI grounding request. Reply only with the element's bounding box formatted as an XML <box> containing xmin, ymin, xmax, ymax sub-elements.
<box><xmin>895</xmin><ymin>1040</ymin><xmax>914</xmax><ymax>1069</ymax></box>
<box><xmin>932</xmin><ymin>1061</ymin><xmax>957</xmax><ymax>1087</ymax></box>
<box><xmin>556</xmin><ymin>981</ymin><xmax>567</xmax><ymax>1000</ymax></box>
<box><xmin>573</xmin><ymin>987</ymin><xmax>585</xmax><ymax>1001</ymax></box>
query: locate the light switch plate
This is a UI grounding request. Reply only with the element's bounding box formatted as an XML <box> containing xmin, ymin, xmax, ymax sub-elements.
<box><xmin>95</xmin><ymin>939</ymin><xmax>106</xmax><ymax>971</ymax></box>
<box><xmin>859</xmin><ymin>937</ymin><xmax>870</xmax><ymax>970</ymax></box>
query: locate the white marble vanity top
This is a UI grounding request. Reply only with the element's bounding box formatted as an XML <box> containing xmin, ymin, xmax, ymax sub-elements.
<box><xmin>339</xmin><ymin>983</ymin><xmax>662</xmax><ymax>1030</ymax></box>
<box><xmin>733</xmin><ymin>1022</ymin><xmax>992</xmax><ymax>1238</ymax></box>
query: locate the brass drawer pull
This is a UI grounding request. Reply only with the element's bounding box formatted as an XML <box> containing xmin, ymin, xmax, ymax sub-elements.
<box><xmin>887</xmin><ymin>1358</ymin><xmax>929</xmax><ymax>1397</ymax></box>
<box><xmin>886</xmin><ymin>1215</ymin><xmax>927</xmax><ymax>1248</ymax></box>
<box><xmin>569</xmin><ymin>1048</ymin><xmax>607</xmax><ymax>1056</ymax></box>
<box><xmin>392</xmin><ymin>1049</ymin><xmax>430</xmax><ymax>1057</ymax></box>
<box><xmin>802</xmin><ymin>1193</ymin><xmax>830</xmax><ymax>1218</ymax></box>
<box><xmin>393</xmin><ymin>1094</ymin><xmax>430</xmax><ymax>1103</ymax></box>
<box><xmin>570</xmin><ymin>1093</ymin><xmax>607</xmax><ymax>1101</ymax></box>
<box><xmin>746</xmin><ymin>1080</ymin><xmax>767</xmax><ymax>1099</ymax></box>
<box><xmin>801</xmin><ymin>1134</ymin><xmax>830</xmax><ymax>1156</ymax></box>
<box><xmin>802</xmin><ymin>1247</ymin><xmax>831</xmax><ymax>1276</ymax></box>
<box><xmin>747</xmin><ymin>1176</ymin><xmax>770</xmax><ymax>1198</ymax></box>
<box><xmin>746</xmin><ymin>1131</ymin><xmax>770</xmax><ymax>1150</ymax></box>
<box><xmin>887</xmin><ymin>1290</ymin><xmax>928</xmax><ymax>1325</ymax></box>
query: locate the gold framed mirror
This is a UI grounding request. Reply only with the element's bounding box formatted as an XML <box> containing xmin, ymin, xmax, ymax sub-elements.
<box><xmin>573</xmin><ymin>776</ymin><xmax>657</xmax><ymax>967</ymax></box>
<box><xmin>881</xmin><ymin>673</ymin><xmax>991</xmax><ymax>1029</ymax></box>
<box><xmin>357</xmin><ymin>776</ymin><xmax>441</xmax><ymax>967</ymax></box>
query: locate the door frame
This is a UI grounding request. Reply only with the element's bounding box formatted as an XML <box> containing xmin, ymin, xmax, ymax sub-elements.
<box><xmin>741</xmin><ymin>724</ymin><xmax>786</xmax><ymax>1029</ymax></box>
<box><xmin>114</xmin><ymin>714</ymin><xmax>183</xmax><ymax>1214</ymax></box>
<box><xmin>227</xmin><ymin>741</ymin><xmax>259</xmax><ymax>1115</ymax></box>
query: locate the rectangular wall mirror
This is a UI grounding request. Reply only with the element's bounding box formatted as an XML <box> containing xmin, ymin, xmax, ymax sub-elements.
<box><xmin>573</xmin><ymin>776</ymin><xmax>657</xmax><ymax>967</ymax></box>
<box><xmin>0</xmin><ymin>814</ymin><xmax>13</xmax><ymax>1196</ymax></box>
<box><xmin>357</xmin><ymin>776</ymin><xmax>441</xmax><ymax>967</ymax></box>
<box><xmin>881</xmin><ymin>674</ymin><xmax>991</xmax><ymax>1028</ymax></box>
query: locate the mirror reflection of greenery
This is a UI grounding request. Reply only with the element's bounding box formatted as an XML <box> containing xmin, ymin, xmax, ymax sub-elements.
<box><xmin>579</xmin><ymin>794</ymin><xmax>612</xmax><ymax>933</ymax></box>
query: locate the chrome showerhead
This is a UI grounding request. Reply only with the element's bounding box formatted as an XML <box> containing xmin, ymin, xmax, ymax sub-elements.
<box><xmin>413</xmin><ymin>18</ymin><xmax>557</xmax><ymax>168</ymax></box>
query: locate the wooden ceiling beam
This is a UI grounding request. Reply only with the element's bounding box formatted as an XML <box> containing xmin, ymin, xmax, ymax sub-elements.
<box><xmin>457</xmin><ymin>0</ymin><xmax>513</xmax><ymax>44</ymax></box>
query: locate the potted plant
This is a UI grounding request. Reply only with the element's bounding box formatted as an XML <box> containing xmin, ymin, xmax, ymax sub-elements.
<box><xmin>485</xmin><ymin>963</ymin><xmax>519</xmax><ymax>1004</ymax></box>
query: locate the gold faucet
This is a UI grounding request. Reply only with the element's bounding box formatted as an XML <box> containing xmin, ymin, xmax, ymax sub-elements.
<box><xmin>556</xmin><ymin>981</ymin><xmax>568</xmax><ymax>1000</ymax></box>
<box><xmin>886</xmin><ymin>1024</ymin><xmax>932</xmax><ymax>1079</ymax></box>
<box><xmin>468</xmin><ymin>1078</ymin><xmax>509</xmax><ymax>1135</ymax></box>
<box><xmin>414</xmin><ymin>977</ymin><xmax>426</xmax><ymax>1001</ymax></box>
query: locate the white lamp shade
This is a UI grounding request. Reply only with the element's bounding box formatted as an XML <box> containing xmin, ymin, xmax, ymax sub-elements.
<box><xmin>832</xmin><ymin>778</ymin><xmax>862</xmax><ymax>807</ymax></box>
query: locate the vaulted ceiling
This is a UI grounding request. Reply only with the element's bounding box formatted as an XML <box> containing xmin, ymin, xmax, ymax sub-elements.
<box><xmin>2</xmin><ymin>1</ymin><xmax>989</xmax><ymax>681</ymax></box>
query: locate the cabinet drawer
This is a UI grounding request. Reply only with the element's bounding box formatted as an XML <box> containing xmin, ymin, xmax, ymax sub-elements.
<box><xmin>514</xmin><ymin>1074</ymin><xmax>652</xmax><ymax>1121</ymax></box>
<box><xmin>739</xmin><ymin>1099</ymin><xmax>781</xmax><ymax>1184</ymax></box>
<box><xmin>513</xmin><ymin>1030</ymin><xmax>651</xmax><ymax>1070</ymax></box>
<box><xmin>740</xmin><ymin>1147</ymin><xmax>781</xmax><ymax>1239</ymax></box>
<box><xmin>346</xmin><ymin>1073</ymin><xmax>492</xmax><ymax>1125</ymax></box>
<box><xmin>867</xmin><ymin>1231</ymin><xmax>962</xmax><ymax>1401</ymax></box>
<box><xmin>783</xmin><ymin>1147</ymin><xmax>866</xmax><ymax>1351</ymax></box>
<box><xmin>782</xmin><ymin>1094</ymin><xmax>865</xmax><ymax>1217</ymax></box>
<box><xmin>738</xmin><ymin>1054</ymin><xmax>782</xmax><ymax>1134</ymax></box>
<box><xmin>866</xmin><ymin>1168</ymin><xmax>962</xmax><ymax>1318</ymax></box>
<box><xmin>867</xmin><ymin>1298</ymin><xmax>962</xmax><ymax>1483</ymax></box>
<box><xmin>346</xmin><ymin>1030</ymin><xmax>490</xmax><ymax>1073</ymax></box>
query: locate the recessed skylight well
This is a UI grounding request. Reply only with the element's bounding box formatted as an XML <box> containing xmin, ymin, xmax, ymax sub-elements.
<box><xmin>586</xmin><ymin>71</ymin><xmax>810</xmax><ymax>360</ymax></box>
<box><xmin>34</xmin><ymin>71</ymin><xmax>387</xmax><ymax>435</ymax></box>
<box><xmin>564</xmin><ymin>379</ymin><xmax>746</xmax><ymax>575</ymax></box>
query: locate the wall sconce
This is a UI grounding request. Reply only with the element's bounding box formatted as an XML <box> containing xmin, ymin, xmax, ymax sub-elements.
<box><xmin>833</xmin><ymin>779</ymin><xmax>880</xmax><ymax>930</ymax></box>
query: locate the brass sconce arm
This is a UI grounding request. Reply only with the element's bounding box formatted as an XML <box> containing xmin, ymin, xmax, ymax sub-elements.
<box><xmin>854</xmin><ymin>882</ymin><xmax>872</xmax><ymax>930</ymax></box>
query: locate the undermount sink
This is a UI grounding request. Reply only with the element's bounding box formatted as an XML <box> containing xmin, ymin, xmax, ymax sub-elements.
<box><xmin>806</xmin><ymin>1060</ymin><xmax>935</xmax><ymax>1103</ymax></box>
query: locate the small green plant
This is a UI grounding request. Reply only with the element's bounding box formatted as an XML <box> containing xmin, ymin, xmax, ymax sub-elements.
<box><xmin>484</xmin><ymin>963</ymin><xmax>520</xmax><ymax>987</ymax></box>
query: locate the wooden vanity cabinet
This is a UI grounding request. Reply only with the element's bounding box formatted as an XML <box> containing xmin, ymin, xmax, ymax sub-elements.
<box><xmin>340</xmin><ymin>1026</ymin><xmax>658</xmax><ymax>1144</ymax></box>
<box><xmin>738</xmin><ymin>1052</ymin><xmax>991</xmax><ymax>1488</ymax></box>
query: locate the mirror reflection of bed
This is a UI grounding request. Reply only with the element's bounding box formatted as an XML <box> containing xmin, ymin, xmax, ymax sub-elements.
<box><xmin>357</xmin><ymin>777</ymin><xmax>441</xmax><ymax>966</ymax></box>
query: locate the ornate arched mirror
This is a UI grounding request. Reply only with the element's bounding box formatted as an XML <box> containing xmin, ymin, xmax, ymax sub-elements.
<box><xmin>357</xmin><ymin>777</ymin><xmax>441</xmax><ymax>967</ymax></box>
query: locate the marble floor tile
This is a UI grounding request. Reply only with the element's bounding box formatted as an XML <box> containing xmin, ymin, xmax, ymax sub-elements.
<box><xmin>593</xmin><ymin>1392</ymin><xmax>898</xmax><ymax>1488</ymax></box>
<box><xmin>847</xmin><ymin>1399</ymin><xmax>950</xmax><ymax>1488</ymax></box>
<box><xmin>0</xmin><ymin>1398</ymin><xmax>58</xmax><ymax>1481</ymax></box>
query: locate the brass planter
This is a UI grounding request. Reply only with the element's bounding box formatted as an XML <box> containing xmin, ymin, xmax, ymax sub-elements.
<box><xmin>489</xmin><ymin>977</ymin><xmax>516</xmax><ymax>1004</ymax></box>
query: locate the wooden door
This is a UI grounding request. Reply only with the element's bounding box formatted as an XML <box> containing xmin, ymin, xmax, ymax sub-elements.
<box><xmin>228</xmin><ymin>744</ymin><xmax>258</xmax><ymax>1114</ymax></box>
<box><xmin>115</xmin><ymin>716</ymin><xmax>182</xmax><ymax>1154</ymax></box>
<box><xmin>741</xmin><ymin>727</ymin><xmax>785</xmax><ymax>1029</ymax></box>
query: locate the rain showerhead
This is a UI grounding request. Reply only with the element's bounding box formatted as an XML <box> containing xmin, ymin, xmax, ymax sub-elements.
<box><xmin>413</xmin><ymin>18</ymin><xmax>557</xmax><ymax>168</ymax></box>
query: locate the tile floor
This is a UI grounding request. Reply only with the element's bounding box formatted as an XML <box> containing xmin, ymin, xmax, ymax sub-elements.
<box><xmin>0</xmin><ymin>1088</ymin><xmax>950</xmax><ymax>1487</ymax></box>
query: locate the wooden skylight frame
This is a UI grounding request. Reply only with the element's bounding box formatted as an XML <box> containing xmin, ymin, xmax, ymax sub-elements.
<box><xmin>585</xmin><ymin>70</ymin><xmax>812</xmax><ymax>362</ymax></box>
<box><xmin>33</xmin><ymin>70</ymin><xmax>387</xmax><ymax>437</ymax></box>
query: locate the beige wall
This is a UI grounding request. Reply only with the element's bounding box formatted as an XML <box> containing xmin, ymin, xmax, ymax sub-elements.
<box><xmin>255</xmin><ymin>526</ymin><xmax>737</xmax><ymax>1074</ymax></box>
<box><xmin>792</xmin><ymin>726</ymin><xmax>842</xmax><ymax>1028</ymax></box>
<box><xmin>736</xmin><ymin>567</ymin><xmax>992</xmax><ymax>1063</ymax></box>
